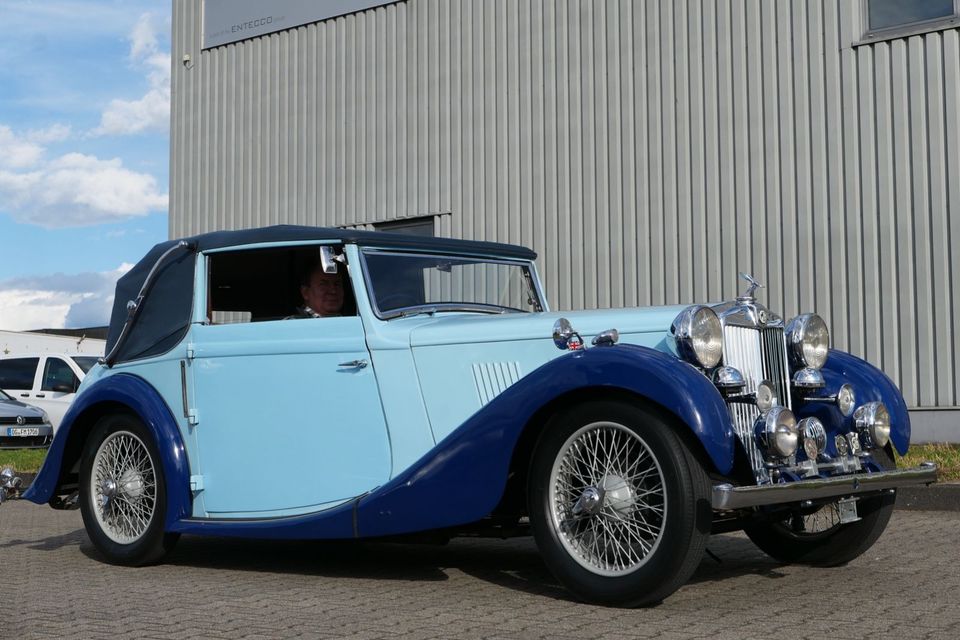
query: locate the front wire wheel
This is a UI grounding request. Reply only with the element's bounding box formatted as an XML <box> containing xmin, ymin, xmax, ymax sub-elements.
<box><xmin>80</xmin><ymin>414</ymin><xmax>178</xmax><ymax>566</ymax></box>
<box><xmin>529</xmin><ymin>401</ymin><xmax>712</xmax><ymax>607</ymax></box>
<box><xmin>549</xmin><ymin>423</ymin><xmax>667</xmax><ymax>576</ymax></box>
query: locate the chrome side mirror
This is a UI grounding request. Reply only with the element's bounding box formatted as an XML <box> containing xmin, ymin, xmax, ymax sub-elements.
<box><xmin>318</xmin><ymin>246</ymin><xmax>339</xmax><ymax>274</ymax></box>
<box><xmin>552</xmin><ymin>318</ymin><xmax>583</xmax><ymax>351</ymax></box>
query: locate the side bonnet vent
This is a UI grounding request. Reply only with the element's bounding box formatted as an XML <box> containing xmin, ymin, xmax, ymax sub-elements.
<box><xmin>472</xmin><ymin>362</ymin><xmax>523</xmax><ymax>405</ymax></box>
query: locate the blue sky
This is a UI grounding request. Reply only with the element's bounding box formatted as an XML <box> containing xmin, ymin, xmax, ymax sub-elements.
<box><xmin>0</xmin><ymin>0</ymin><xmax>172</xmax><ymax>330</ymax></box>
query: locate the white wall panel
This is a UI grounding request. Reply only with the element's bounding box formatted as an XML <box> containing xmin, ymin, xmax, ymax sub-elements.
<box><xmin>171</xmin><ymin>0</ymin><xmax>960</xmax><ymax>410</ymax></box>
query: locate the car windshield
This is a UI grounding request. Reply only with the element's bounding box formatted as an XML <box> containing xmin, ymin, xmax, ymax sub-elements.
<box><xmin>72</xmin><ymin>357</ymin><xmax>99</xmax><ymax>374</ymax></box>
<box><xmin>362</xmin><ymin>250</ymin><xmax>543</xmax><ymax>318</ymax></box>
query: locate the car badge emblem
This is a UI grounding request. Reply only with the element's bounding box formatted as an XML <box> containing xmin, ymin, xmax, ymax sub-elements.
<box><xmin>758</xmin><ymin>309</ymin><xmax>768</xmax><ymax>325</ymax></box>
<box><xmin>739</xmin><ymin>272</ymin><xmax>764</xmax><ymax>300</ymax></box>
<box><xmin>16</xmin><ymin>416</ymin><xmax>25</xmax><ymax>426</ymax></box>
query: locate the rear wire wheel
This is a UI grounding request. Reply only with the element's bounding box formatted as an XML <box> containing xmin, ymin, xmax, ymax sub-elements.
<box><xmin>528</xmin><ymin>401</ymin><xmax>712</xmax><ymax>607</ymax></box>
<box><xmin>79</xmin><ymin>413</ymin><xmax>179</xmax><ymax>565</ymax></box>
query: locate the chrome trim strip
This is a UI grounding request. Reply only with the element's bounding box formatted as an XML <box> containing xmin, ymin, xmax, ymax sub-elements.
<box><xmin>712</xmin><ymin>462</ymin><xmax>938</xmax><ymax>510</ymax></box>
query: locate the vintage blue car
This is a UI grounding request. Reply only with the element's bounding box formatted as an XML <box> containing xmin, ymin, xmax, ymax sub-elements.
<box><xmin>0</xmin><ymin>226</ymin><xmax>938</xmax><ymax>606</ymax></box>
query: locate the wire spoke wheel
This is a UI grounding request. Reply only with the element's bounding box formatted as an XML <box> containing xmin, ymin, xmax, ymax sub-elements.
<box><xmin>548</xmin><ymin>421</ymin><xmax>667</xmax><ymax>577</ymax></box>
<box><xmin>90</xmin><ymin>430</ymin><xmax>158</xmax><ymax>544</ymax></box>
<box><xmin>787</xmin><ymin>503</ymin><xmax>842</xmax><ymax>536</ymax></box>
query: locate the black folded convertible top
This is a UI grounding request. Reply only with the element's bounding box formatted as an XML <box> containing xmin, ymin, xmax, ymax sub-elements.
<box><xmin>105</xmin><ymin>225</ymin><xmax>537</xmax><ymax>364</ymax></box>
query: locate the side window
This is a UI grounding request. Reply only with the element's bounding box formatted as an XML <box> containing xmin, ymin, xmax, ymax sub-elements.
<box><xmin>207</xmin><ymin>245</ymin><xmax>357</xmax><ymax>325</ymax></box>
<box><xmin>0</xmin><ymin>358</ymin><xmax>40</xmax><ymax>390</ymax></box>
<box><xmin>41</xmin><ymin>358</ymin><xmax>80</xmax><ymax>393</ymax></box>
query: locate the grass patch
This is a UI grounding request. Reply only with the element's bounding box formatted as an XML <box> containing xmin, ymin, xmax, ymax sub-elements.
<box><xmin>0</xmin><ymin>448</ymin><xmax>47</xmax><ymax>473</ymax></box>
<box><xmin>899</xmin><ymin>443</ymin><xmax>960</xmax><ymax>482</ymax></box>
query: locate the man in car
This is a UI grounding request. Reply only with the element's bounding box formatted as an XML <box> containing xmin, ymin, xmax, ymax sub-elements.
<box><xmin>290</xmin><ymin>261</ymin><xmax>346</xmax><ymax>318</ymax></box>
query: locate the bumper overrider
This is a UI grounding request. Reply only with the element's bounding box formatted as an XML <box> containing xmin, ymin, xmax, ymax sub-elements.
<box><xmin>712</xmin><ymin>461</ymin><xmax>938</xmax><ymax>510</ymax></box>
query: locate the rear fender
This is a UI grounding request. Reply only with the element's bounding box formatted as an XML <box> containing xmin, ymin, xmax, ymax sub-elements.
<box><xmin>23</xmin><ymin>373</ymin><xmax>191</xmax><ymax>527</ymax></box>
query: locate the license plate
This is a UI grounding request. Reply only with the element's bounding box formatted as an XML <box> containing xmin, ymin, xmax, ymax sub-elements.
<box><xmin>7</xmin><ymin>428</ymin><xmax>40</xmax><ymax>437</ymax></box>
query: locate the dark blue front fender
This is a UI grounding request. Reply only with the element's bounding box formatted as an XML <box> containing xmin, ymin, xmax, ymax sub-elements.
<box><xmin>23</xmin><ymin>374</ymin><xmax>192</xmax><ymax>527</ymax></box>
<box><xmin>811</xmin><ymin>350</ymin><xmax>911</xmax><ymax>455</ymax></box>
<box><xmin>354</xmin><ymin>344</ymin><xmax>735</xmax><ymax>537</ymax></box>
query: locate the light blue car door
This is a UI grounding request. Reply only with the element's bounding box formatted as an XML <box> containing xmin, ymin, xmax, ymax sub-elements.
<box><xmin>188</xmin><ymin>317</ymin><xmax>391</xmax><ymax>517</ymax></box>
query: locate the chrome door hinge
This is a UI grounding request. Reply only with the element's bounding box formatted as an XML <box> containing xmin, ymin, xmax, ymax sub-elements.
<box><xmin>180</xmin><ymin>360</ymin><xmax>199</xmax><ymax>426</ymax></box>
<box><xmin>190</xmin><ymin>475</ymin><xmax>204</xmax><ymax>493</ymax></box>
<box><xmin>186</xmin><ymin>343</ymin><xmax>196</xmax><ymax>360</ymax></box>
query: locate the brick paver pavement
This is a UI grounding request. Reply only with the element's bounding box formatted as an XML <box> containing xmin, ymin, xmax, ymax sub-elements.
<box><xmin>1</xmin><ymin>502</ymin><xmax>958</xmax><ymax>639</ymax></box>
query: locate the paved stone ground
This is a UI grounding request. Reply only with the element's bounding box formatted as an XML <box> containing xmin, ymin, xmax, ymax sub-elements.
<box><xmin>1</xmin><ymin>502</ymin><xmax>958</xmax><ymax>639</ymax></box>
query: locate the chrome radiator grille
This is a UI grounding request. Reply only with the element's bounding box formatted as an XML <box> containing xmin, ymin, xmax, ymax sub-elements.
<box><xmin>722</xmin><ymin>325</ymin><xmax>791</xmax><ymax>484</ymax></box>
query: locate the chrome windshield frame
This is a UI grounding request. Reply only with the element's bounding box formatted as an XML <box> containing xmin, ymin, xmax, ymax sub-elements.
<box><xmin>358</xmin><ymin>247</ymin><xmax>546</xmax><ymax>321</ymax></box>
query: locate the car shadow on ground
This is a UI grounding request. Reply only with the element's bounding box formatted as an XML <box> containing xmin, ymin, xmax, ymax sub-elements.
<box><xmin>71</xmin><ymin>531</ymin><xmax>781</xmax><ymax>604</ymax></box>
<box><xmin>0</xmin><ymin>528</ymin><xmax>86</xmax><ymax>552</ymax></box>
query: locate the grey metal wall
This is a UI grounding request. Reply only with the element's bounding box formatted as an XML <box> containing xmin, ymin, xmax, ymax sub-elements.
<box><xmin>170</xmin><ymin>0</ymin><xmax>960</xmax><ymax>416</ymax></box>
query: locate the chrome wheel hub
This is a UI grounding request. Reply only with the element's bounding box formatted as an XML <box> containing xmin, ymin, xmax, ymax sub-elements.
<box><xmin>98</xmin><ymin>477</ymin><xmax>118</xmax><ymax>508</ymax></box>
<box><xmin>90</xmin><ymin>431</ymin><xmax>157</xmax><ymax>544</ymax></box>
<box><xmin>573</xmin><ymin>486</ymin><xmax>604</xmax><ymax>516</ymax></box>
<box><xmin>549</xmin><ymin>422</ymin><xmax>667</xmax><ymax>577</ymax></box>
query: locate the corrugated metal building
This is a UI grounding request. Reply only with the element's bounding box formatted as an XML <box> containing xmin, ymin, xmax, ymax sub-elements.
<box><xmin>170</xmin><ymin>0</ymin><xmax>960</xmax><ymax>440</ymax></box>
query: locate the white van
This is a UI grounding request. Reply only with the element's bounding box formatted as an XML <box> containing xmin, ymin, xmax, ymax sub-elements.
<box><xmin>0</xmin><ymin>355</ymin><xmax>99</xmax><ymax>433</ymax></box>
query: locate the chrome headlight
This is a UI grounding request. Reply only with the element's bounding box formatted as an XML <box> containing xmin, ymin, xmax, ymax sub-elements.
<box><xmin>672</xmin><ymin>305</ymin><xmax>723</xmax><ymax>369</ymax></box>
<box><xmin>854</xmin><ymin>401</ymin><xmax>891</xmax><ymax>448</ymax></box>
<box><xmin>786</xmin><ymin>313</ymin><xmax>830</xmax><ymax>369</ymax></box>
<box><xmin>756</xmin><ymin>407</ymin><xmax>799</xmax><ymax>458</ymax></box>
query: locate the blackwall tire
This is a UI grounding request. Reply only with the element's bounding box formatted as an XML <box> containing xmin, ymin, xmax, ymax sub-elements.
<box><xmin>528</xmin><ymin>400</ymin><xmax>712</xmax><ymax>607</ymax></box>
<box><xmin>79</xmin><ymin>413</ymin><xmax>179</xmax><ymax>566</ymax></box>
<box><xmin>744</xmin><ymin>449</ymin><xmax>897</xmax><ymax>567</ymax></box>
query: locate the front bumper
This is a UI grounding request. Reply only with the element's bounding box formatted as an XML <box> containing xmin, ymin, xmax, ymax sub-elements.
<box><xmin>0</xmin><ymin>424</ymin><xmax>53</xmax><ymax>449</ymax></box>
<box><xmin>712</xmin><ymin>462</ymin><xmax>938</xmax><ymax>510</ymax></box>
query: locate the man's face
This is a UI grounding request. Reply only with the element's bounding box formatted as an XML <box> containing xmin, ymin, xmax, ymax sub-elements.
<box><xmin>301</xmin><ymin>269</ymin><xmax>345</xmax><ymax>316</ymax></box>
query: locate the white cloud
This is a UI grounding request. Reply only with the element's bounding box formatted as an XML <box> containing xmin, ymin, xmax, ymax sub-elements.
<box><xmin>0</xmin><ymin>123</ymin><xmax>73</xmax><ymax>170</ymax></box>
<box><xmin>93</xmin><ymin>13</ymin><xmax>170</xmax><ymax>137</ymax></box>
<box><xmin>27</xmin><ymin>123</ymin><xmax>72</xmax><ymax>145</ymax></box>
<box><xmin>0</xmin><ymin>264</ymin><xmax>132</xmax><ymax>331</ymax></box>
<box><xmin>0</xmin><ymin>149</ymin><xmax>168</xmax><ymax>228</ymax></box>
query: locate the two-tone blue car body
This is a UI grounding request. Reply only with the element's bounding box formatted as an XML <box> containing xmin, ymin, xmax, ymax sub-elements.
<box><xmin>1</xmin><ymin>225</ymin><xmax>937</xmax><ymax>606</ymax></box>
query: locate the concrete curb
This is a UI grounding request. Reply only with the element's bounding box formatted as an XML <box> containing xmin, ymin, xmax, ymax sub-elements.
<box><xmin>896</xmin><ymin>482</ymin><xmax>960</xmax><ymax>512</ymax></box>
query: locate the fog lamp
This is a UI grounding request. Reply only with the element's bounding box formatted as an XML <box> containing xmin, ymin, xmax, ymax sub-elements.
<box><xmin>854</xmin><ymin>401</ymin><xmax>891</xmax><ymax>449</ymax></box>
<box><xmin>798</xmin><ymin>417</ymin><xmax>827</xmax><ymax>460</ymax></box>
<box><xmin>756</xmin><ymin>407</ymin><xmax>798</xmax><ymax>458</ymax></box>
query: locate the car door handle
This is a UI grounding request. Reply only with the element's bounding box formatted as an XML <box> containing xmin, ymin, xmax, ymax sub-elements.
<box><xmin>35</xmin><ymin>393</ymin><xmax>46</xmax><ymax>398</ymax></box>
<box><xmin>338</xmin><ymin>359</ymin><xmax>368</xmax><ymax>369</ymax></box>
<box><xmin>19</xmin><ymin>393</ymin><xmax>29</xmax><ymax>398</ymax></box>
